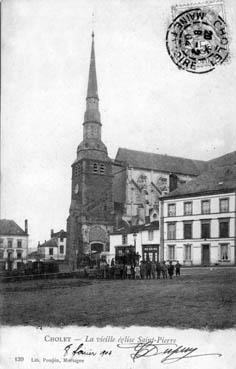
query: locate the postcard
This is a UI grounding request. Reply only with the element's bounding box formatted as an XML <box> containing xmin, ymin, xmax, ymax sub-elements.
<box><xmin>1</xmin><ymin>0</ymin><xmax>236</xmax><ymax>368</ymax></box>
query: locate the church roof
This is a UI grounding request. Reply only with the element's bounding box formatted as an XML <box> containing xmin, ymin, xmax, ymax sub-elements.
<box><xmin>0</xmin><ymin>219</ymin><xmax>27</xmax><ymax>236</ymax></box>
<box><xmin>163</xmin><ymin>164</ymin><xmax>236</xmax><ymax>198</ymax></box>
<box><xmin>115</xmin><ymin>148</ymin><xmax>207</xmax><ymax>176</ymax></box>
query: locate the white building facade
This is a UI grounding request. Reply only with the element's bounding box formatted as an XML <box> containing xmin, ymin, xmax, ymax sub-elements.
<box><xmin>0</xmin><ymin>219</ymin><xmax>29</xmax><ymax>271</ymax></box>
<box><xmin>38</xmin><ymin>229</ymin><xmax>67</xmax><ymax>261</ymax></box>
<box><xmin>162</xmin><ymin>190</ymin><xmax>236</xmax><ymax>266</ymax></box>
<box><xmin>109</xmin><ymin>223</ymin><xmax>160</xmax><ymax>264</ymax></box>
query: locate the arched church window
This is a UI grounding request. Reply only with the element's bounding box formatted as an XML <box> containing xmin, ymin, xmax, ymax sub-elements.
<box><xmin>100</xmin><ymin>164</ymin><xmax>105</xmax><ymax>174</ymax></box>
<box><xmin>74</xmin><ymin>163</ymin><xmax>81</xmax><ymax>177</ymax></box>
<box><xmin>93</xmin><ymin>163</ymin><xmax>98</xmax><ymax>173</ymax></box>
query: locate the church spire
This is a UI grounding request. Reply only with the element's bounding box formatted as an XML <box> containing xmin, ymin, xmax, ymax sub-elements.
<box><xmin>84</xmin><ymin>32</ymin><xmax>101</xmax><ymax>125</ymax></box>
<box><xmin>77</xmin><ymin>32</ymin><xmax>108</xmax><ymax>160</ymax></box>
<box><xmin>86</xmin><ymin>31</ymin><xmax>98</xmax><ymax>100</ymax></box>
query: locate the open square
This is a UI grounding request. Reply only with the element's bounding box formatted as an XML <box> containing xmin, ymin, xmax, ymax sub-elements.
<box><xmin>1</xmin><ymin>268</ymin><xmax>235</xmax><ymax>329</ymax></box>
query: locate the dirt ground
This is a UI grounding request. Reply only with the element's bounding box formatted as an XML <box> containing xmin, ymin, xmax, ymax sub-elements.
<box><xmin>1</xmin><ymin>268</ymin><xmax>235</xmax><ymax>329</ymax></box>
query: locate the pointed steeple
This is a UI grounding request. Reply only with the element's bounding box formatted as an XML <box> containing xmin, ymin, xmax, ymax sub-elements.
<box><xmin>76</xmin><ymin>32</ymin><xmax>108</xmax><ymax>161</ymax></box>
<box><xmin>84</xmin><ymin>32</ymin><xmax>101</xmax><ymax>125</ymax></box>
<box><xmin>87</xmin><ymin>31</ymin><xmax>98</xmax><ymax>100</ymax></box>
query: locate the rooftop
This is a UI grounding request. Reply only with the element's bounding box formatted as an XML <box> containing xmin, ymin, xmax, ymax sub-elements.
<box><xmin>209</xmin><ymin>150</ymin><xmax>236</xmax><ymax>168</ymax></box>
<box><xmin>115</xmin><ymin>148</ymin><xmax>208</xmax><ymax>176</ymax></box>
<box><xmin>39</xmin><ymin>239</ymin><xmax>58</xmax><ymax>248</ymax></box>
<box><xmin>51</xmin><ymin>229</ymin><xmax>67</xmax><ymax>238</ymax></box>
<box><xmin>163</xmin><ymin>164</ymin><xmax>236</xmax><ymax>198</ymax></box>
<box><xmin>0</xmin><ymin>219</ymin><xmax>27</xmax><ymax>236</ymax></box>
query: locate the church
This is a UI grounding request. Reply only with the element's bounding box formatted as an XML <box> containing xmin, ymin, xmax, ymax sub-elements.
<box><xmin>66</xmin><ymin>33</ymin><xmax>236</xmax><ymax>268</ymax></box>
<box><xmin>66</xmin><ymin>33</ymin><xmax>114</xmax><ymax>268</ymax></box>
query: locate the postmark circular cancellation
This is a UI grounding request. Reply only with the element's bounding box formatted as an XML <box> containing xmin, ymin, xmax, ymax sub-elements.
<box><xmin>166</xmin><ymin>7</ymin><xmax>229</xmax><ymax>73</ymax></box>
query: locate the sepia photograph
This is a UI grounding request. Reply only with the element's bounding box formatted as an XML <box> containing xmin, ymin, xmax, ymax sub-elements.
<box><xmin>1</xmin><ymin>0</ymin><xmax>236</xmax><ymax>368</ymax></box>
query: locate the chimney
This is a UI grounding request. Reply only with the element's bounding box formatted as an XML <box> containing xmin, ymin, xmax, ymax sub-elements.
<box><xmin>25</xmin><ymin>219</ymin><xmax>28</xmax><ymax>234</ymax></box>
<box><xmin>51</xmin><ymin>229</ymin><xmax>54</xmax><ymax>238</ymax></box>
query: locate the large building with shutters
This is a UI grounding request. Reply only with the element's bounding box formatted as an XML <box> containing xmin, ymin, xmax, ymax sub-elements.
<box><xmin>161</xmin><ymin>164</ymin><xmax>236</xmax><ymax>266</ymax></box>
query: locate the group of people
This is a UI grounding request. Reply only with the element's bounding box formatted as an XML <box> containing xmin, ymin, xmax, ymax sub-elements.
<box><xmin>122</xmin><ymin>260</ymin><xmax>181</xmax><ymax>280</ymax></box>
<box><xmin>96</xmin><ymin>259</ymin><xmax>181</xmax><ymax>280</ymax></box>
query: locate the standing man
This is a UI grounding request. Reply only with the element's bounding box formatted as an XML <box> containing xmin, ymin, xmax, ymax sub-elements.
<box><xmin>175</xmin><ymin>261</ymin><xmax>181</xmax><ymax>276</ymax></box>
<box><xmin>168</xmin><ymin>261</ymin><xmax>174</xmax><ymax>279</ymax></box>
<box><xmin>140</xmin><ymin>261</ymin><xmax>146</xmax><ymax>279</ymax></box>
<box><xmin>156</xmin><ymin>261</ymin><xmax>161</xmax><ymax>279</ymax></box>
<box><xmin>151</xmin><ymin>261</ymin><xmax>156</xmax><ymax>279</ymax></box>
<box><xmin>135</xmin><ymin>264</ymin><xmax>141</xmax><ymax>279</ymax></box>
<box><xmin>146</xmin><ymin>260</ymin><xmax>152</xmax><ymax>279</ymax></box>
<box><xmin>161</xmin><ymin>261</ymin><xmax>168</xmax><ymax>279</ymax></box>
<box><xmin>126</xmin><ymin>264</ymin><xmax>132</xmax><ymax>279</ymax></box>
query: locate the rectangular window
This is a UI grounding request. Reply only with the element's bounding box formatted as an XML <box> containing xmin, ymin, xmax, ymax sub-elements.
<box><xmin>7</xmin><ymin>240</ymin><xmax>13</xmax><ymax>248</ymax></box>
<box><xmin>17</xmin><ymin>240</ymin><xmax>22</xmax><ymax>248</ymax></box>
<box><xmin>220</xmin><ymin>198</ymin><xmax>229</xmax><ymax>213</ymax></box>
<box><xmin>60</xmin><ymin>236</ymin><xmax>64</xmax><ymax>242</ymax></box>
<box><xmin>148</xmin><ymin>230</ymin><xmax>154</xmax><ymax>241</ymax></box>
<box><xmin>219</xmin><ymin>219</ymin><xmax>229</xmax><ymax>238</ymax></box>
<box><xmin>122</xmin><ymin>234</ymin><xmax>128</xmax><ymax>245</ymax></box>
<box><xmin>201</xmin><ymin>200</ymin><xmax>210</xmax><ymax>214</ymax></box>
<box><xmin>60</xmin><ymin>245</ymin><xmax>64</xmax><ymax>254</ymax></box>
<box><xmin>49</xmin><ymin>248</ymin><xmax>54</xmax><ymax>256</ymax></box>
<box><xmin>184</xmin><ymin>244</ymin><xmax>192</xmax><ymax>260</ymax></box>
<box><xmin>220</xmin><ymin>244</ymin><xmax>229</xmax><ymax>261</ymax></box>
<box><xmin>148</xmin><ymin>252</ymin><xmax>153</xmax><ymax>261</ymax></box>
<box><xmin>118</xmin><ymin>249</ymin><xmax>123</xmax><ymax>256</ymax></box>
<box><xmin>167</xmin><ymin>223</ymin><xmax>176</xmax><ymax>240</ymax></box>
<box><xmin>168</xmin><ymin>204</ymin><xmax>176</xmax><ymax>217</ymax></box>
<box><xmin>16</xmin><ymin>252</ymin><xmax>22</xmax><ymax>259</ymax></box>
<box><xmin>168</xmin><ymin>245</ymin><xmax>175</xmax><ymax>260</ymax></box>
<box><xmin>184</xmin><ymin>222</ymin><xmax>192</xmax><ymax>239</ymax></box>
<box><xmin>184</xmin><ymin>202</ymin><xmax>192</xmax><ymax>215</ymax></box>
<box><xmin>201</xmin><ymin>220</ymin><xmax>211</xmax><ymax>239</ymax></box>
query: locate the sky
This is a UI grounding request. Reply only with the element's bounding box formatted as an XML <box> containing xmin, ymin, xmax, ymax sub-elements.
<box><xmin>1</xmin><ymin>0</ymin><xmax>236</xmax><ymax>249</ymax></box>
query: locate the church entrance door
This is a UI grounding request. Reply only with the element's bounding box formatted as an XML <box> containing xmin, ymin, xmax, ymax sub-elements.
<box><xmin>90</xmin><ymin>243</ymin><xmax>104</xmax><ymax>262</ymax></box>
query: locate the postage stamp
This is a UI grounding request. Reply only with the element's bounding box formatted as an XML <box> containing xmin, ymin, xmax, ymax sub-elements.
<box><xmin>166</xmin><ymin>1</ymin><xmax>229</xmax><ymax>73</ymax></box>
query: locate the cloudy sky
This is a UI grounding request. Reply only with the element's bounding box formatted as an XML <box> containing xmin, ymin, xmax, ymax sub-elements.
<box><xmin>2</xmin><ymin>0</ymin><xmax>236</xmax><ymax>249</ymax></box>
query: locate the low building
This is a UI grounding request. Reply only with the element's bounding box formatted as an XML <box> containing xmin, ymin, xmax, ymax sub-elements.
<box><xmin>0</xmin><ymin>219</ymin><xmax>29</xmax><ymax>270</ymax></box>
<box><xmin>38</xmin><ymin>229</ymin><xmax>67</xmax><ymax>261</ymax></box>
<box><xmin>109</xmin><ymin>221</ymin><xmax>160</xmax><ymax>264</ymax></box>
<box><xmin>161</xmin><ymin>165</ymin><xmax>236</xmax><ymax>266</ymax></box>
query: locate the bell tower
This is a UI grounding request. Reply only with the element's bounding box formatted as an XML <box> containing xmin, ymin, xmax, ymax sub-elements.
<box><xmin>66</xmin><ymin>33</ymin><xmax>114</xmax><ymax>269</ymax></box>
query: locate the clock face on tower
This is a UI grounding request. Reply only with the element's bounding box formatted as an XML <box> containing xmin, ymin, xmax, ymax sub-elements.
<box><xmin>74</xmin><ymin>184</ymin><xmax>79</xmax><ymax>194</ymax></box>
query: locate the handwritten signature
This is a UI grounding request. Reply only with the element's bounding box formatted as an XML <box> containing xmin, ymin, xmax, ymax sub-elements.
<box><xmin>117</xmin><ymin>341</ymin><xmax>222</xmax><ymax>364</ymax></box>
